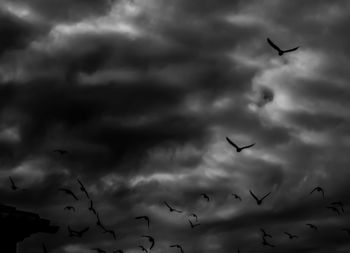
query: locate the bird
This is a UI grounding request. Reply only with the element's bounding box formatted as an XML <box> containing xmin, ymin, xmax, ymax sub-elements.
<box><xmin>135</xmin><ymin>216</ymin><xmax>150</xmax><ymax>228</ymax></box>
<box><xmin>59</xmin><ymin>188</ymin><xmax>79</xmax><ymax>200</ymax></box>
<box><xmin>189</xmin><ymin>213</ymin><xmax>198</xmax><ymax>222</ymax></box>
<box><xmin>64</xmin><ymin>206</ymin><xmax>76</xmax><ymax>212</ymax></box>
<box><xmin>231</xmin><ymin>193</ymin><xmax>242</xmax><ymax>201</ymax></box>
<box><xmin>262</xmin><ymin>237</ymin><xmax>275</xmax><ymax>247</ymax></box>
<box><xmin>170</xmin><ymin>244</ymin><xmax>184</xmax><ymax>253</ymax></box>
<box><xmin>53</xmin><ymin>149</ymin><xmax>68</xmax><ymax>155</ymax></box>
<box><xmin>306</xmin><ymin>223</ymin><xmax>318</xmax><ymax>230</ymax></box>
<box><xmin>266</xmin><ymin>38</ymin><xmax>299</xmax><ymax>56</ymax></box>
<box><xmin>164</xmin><ymin>201</ymin><xmax>182</xmax><ymax>213</ymax></box>
<box><xmin>104</xmin><ymin>229</ymin><xmax>116</xmax><ymax>240</ymax></box>
<box><xmin>77</xmin><ymin>179</ymin><xmax>90</xmax><ymax>199</ymax></box>
<box><xmin>92</xmin><ymin>248</ymin><xmax>107</xmax><ymax>253</ymax></box>
<box><xmin>226</xmin><ymin>137</ymin><xmax>255</xmax><ymax>152</ymax></box>
<box><xmin>142</xmin><ymin>235</ymin><xmax>155</xmax><ymax>250</ymax></box>
<box><xmin>326</xmin><ymin>206</ymin><xmax>341</xmax><ymax>215</ymax></box>
<box><xmin>284</xmin><ymin>232</ymin><xmax>298</xmax><ymax>239</ymax></box>
<box><xmin>68</xmin><ymin>226</ymin><xmax>89</xmax><ymax>237</ymax></box>
<box><xmin>249</xmin><ymin>190</ymin><xmax>271</xmax><ymax>205</ymax></box>
<box><xmin>201</xmin><ymin>193</ymin><xmax>210</xmax><ymax>202</ymax></box>
<box><xmin>330</xmin><ymin>201</ymin><xmax>345</xmax><ymax>213</ymax></box>
<box><xmin>9</xmin><ymin>176</ymin><xmax>19</xmax><ymax>190</ymax></box>
<box><xmin>88</xmin><ymin>200</ymin><xmax>98</xmax><ymax>216</ymax></box>
<box><xmin>188</xmin><ymin>219</ymin><xmax>201</xmax><ymax>229</ymax></box>
<box><xmin>138</xmin><ymin>245</ymin><xmax>148</xmax><ymax>253</ymax></box>
<box><xmin>310</xmin><ymin>186</ymin><xmax>324</xmax><ymax>198</ymax></box>
<box><xmin>260</xmin><ymin>228</ymin><xmax>272</xmax><ymax>238</ymax></box>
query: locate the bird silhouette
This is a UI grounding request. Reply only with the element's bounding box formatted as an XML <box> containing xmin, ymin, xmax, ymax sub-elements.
<box><xmin>9</xmin><ymin>176</ymin><xmax>20</xmax><ymax>191</ymax></box>
<box><xmin>226</xmin><ymin>137</ymin><xmax>255</xmax><ymax>152</ymax></box>
<box><xmin>262</xmin><ymin>237</ymin><xmax>275</xmax><ymax>247</ymax></box>
<box><xmin>77</xmin><ymin>179</ymin><xmax>90</xmax><ymax>199</ymax></box>
<box><xmin>260</xmin><ymin>228</ymin><xmax>272</xmax><ymax>238</ymax></box>
<box><xmin>331</xmin><ymin>201</ymin><xmax>345</xmax><ymax>213</ymax></box>
<box><xmin>201</xmin><ymin>193</ymin><xmax>210</xmax><ymax>202</ymax></box>
<box><xmin>189</xmin><ymin>213</ymin><xmax>198</xmax><ymax>222</ymax></box>
<box><xmin>284</xmin><ymin>232</ymin><xmax>298</xmax><ymax>239</ymax></box>
<box><xmin>306</xmin><ymin>223</ymin><xmax>318</xmax><ymax>230</ymax></box>
<box><xmin>249</xmin><ymin>190</ymin><xmax>271</xmax><ymax>205</ymax></box>
<box><xmin>170</xmin><ymin>244</ymin><xmax>184</xmax><ymax>253</ymax></box>
<box><xmin>59</xmin><ymin>188</ymin><xmax>79</xmax><ymax>200</ymax></box>
<box><xmin>92</xmin><ymin>248</ymin><xmax>107</xmax><ymax>253</ymax></box>
<box><xmin>135</xmin><ymin>216</ymin><xmax>150</xmax><ymax>228</ymax></box>
<box><xmin>231</xmin><ymin>193</ymin><xmax>242</xmax><ymax>201</ymax></box>
<box><xmin>138</xmin><ymin>245</ymin><xmax>148</xmax><ymax>253</ymax></box>
<box><xmin>310</xmin><ymin>186</ymin><xmax>324</xmax><ymax>198</ymax></box>
<box><xmin>188</xmin><ymin>219</ymin><xmax>201</xmax><ymax>229</ymax></box>
<box><xmin>267</xmin><ymin>38</ymin><xmax>299</xmax><ymax>56</ymax></box>
<box><xmin>164</xmin><ymin>201</ymin><xmax>182</xmax><ymax>213</ymax></box>
<box><xmin>326</xmin><ymin>206</ymin><xmax>341</xmax><ymax>215</ymax></box>
<box><xmin>142</xmin><ymin>235</ymin><xmax>155</xmax><ymax>250</ymax></box>
<box><xmin>89</xmin><ymin>200</ymin><xmax>98</xmax><ymax>216</ymax></box>
<box><xmin>68</xmin><ymin>226</ymin><xmax>89</xmax><ymax>237</ymax></box>
<box><xmin>64</xmin><ymin>206</ymin><xmax>76</xmax><ymax>212</ymax></box>
<box><xmin>53</xmin><ymin>149</ymin><xmax>68</xmax><ymax>155</ymax></box>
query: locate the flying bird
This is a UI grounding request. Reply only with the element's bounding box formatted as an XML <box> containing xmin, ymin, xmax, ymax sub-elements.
<box><xmin>249</xmin><ymin>190</ymin><xmax>271</xmax><ymax>205</ymax></box>
<box><xmin>9</xmin><ymin>176</ymin><xmax>19</xmax><ymax>190</ymax></box>
<box><xmin>135</xmin><ymin>216</ymin><xmax>150</xmax><ymax>228</ymax></box>
<box><xmin>59</xmin><ymin>188</ymin><xmax>79</xmax><ymax>200</ymax></box>
<box><xmin>267</xmin><ymin>38</ymin><xmax>299</xmax><ymax>56</ymax></box>
<box><xmin>92</xmin><ymin>248</ymin><xmax>107</xmax><ymax>253</ymax></box>
<box><xmin>226</xmin><ymin>137</ymin><xmax>255</xmax><ymax>152</ymax></box>
<box><xmin>201</xmin><ymin>193</ymin><xmax>210</xmax><ymax>202</ymax></box>
<box><xmin>170</xmin><ymin>244</ymin><xmax>184</xmax><ymax>253</ymax></box>
<box><xmin>138</xmin><ymin>245</ymin><xmax>148</xmax><ymax>253</ymax></box>
<box><xmin>231</xmin><ymin>193</ymin><xmax>242</xmax><ymax>201</ymax></box>
<box><xmin>284</xmin><ymin>232</ymin><xmax>298</xmax><ymax>239</ymax></box>
<box><xmin>89</xmin><ymin>200</ymin><xmax>98</xmax><ymax>216</ymax></box>
<box><xmin>64</xmin><ymin>206</ymin><xmax>76</xmax><ymax>212</ymax></box>
<box><xmin>262</xmin><ymin>237</ymin><xmax>275</xmax><ymax>247</ymax></box>
<box><xmin>164</xmin><ymin>201</ymin><xmax>182</xmax><ymax>213</ymax></box>
<box><xmin>326</xmin><ymin>206</ymin><xmax>341</xmax><ymax>216</ymax></box>
<box><xmin>188</xmin><ymin>219</ymin><xmax>201</xmax><ymax>229</ymax></box>
<box><xmin>330</xmin><ymin>201</ymin><xmax>345</xmax><ymax>213</ymax></box>
<box><xmin>260</xmin><ymin>228</ymin><xmax>272</xmax><ymax>238</ymax></box>
<box><xmin>68</xmin><ymin>226</ymin><xmax>89</xmax><ymax>238</ymax></box>
<box><xmin>306</xmin><ymin>223</ymin><xmax>318</xmax><ymax>230</ymax></box>
<box><xmin>310</xmin><ymin>186</ymin><xmax>324</xmax><ymax>198</ymax></box>
<box><xmin>142</xmin><ymin>235</ymin><xmax>155</xmax><ymax>250</ymax></box>
<box><xmin>189</xmin><ymin>213</ymin><xmax>198</xmax><ymax>222</ymax></box>
<box><xmin>77</xmin><ymin>179</ymin><xmax>90</xmax><ymax>199</ymax></box>
<box><xmin>53</xmin><ymin>149</ymin><xmax>68</xmax><ymax>155</ymax></box>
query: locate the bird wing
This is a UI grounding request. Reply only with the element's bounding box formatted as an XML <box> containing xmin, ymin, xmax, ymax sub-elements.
<box><xmin>164</xmin><ymin>201</ymin><xmax>172</xmax><ymax>209</ymax></box>
<box><xmin>241</xmin><ymin>143</ymin><xmax>255</xmax><ymax>150</ymax></box>
<box><xmin>226</xmin><ymin>137</ymin><xmax>239</xmax><ymax>149</ymax></box>
<box><xmin>284</xmin><ymin>46</ymin><xmax>299</xmax><ymax>53</ymax></box>
<box><xmin>310</xmin><ymin>188</ymin><xmax>317</xmax><ymax>194</ymax></box>
<box><xmin>249</xmin><ymin>190</ymin><xmax>259</xmax><ymax>201</ymax></box>
<box><xmin>260</xmin><ymin>192</ymin><xmax>271</xmax><ymax>201</ymax></box>
<box><xmin>267</xmin><ymin>38</ymin><xmax>282</xmax><ymax>51</ymax></box>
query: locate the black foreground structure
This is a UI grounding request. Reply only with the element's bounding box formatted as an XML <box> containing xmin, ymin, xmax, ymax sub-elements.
<box><xmin>0</xmin><ymin>204</ymin><xmax>59</xmax><ymax>253</ymax></box>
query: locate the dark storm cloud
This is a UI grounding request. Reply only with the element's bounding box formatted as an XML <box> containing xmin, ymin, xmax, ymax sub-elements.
<box><xmin>1</xmin><ymin>0</ymin><xmax>350</xmax><ymax>253</ymax></box>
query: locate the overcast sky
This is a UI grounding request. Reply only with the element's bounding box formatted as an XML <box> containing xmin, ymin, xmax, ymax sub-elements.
<box><xmin>1</xmin><ymin>0</ymin><xmax>350</xmax><ymax>252</ymax></box>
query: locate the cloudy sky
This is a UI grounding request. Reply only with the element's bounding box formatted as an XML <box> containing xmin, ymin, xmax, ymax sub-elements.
<box><xmin>1</xmin><ymin>0</ymin><xmax>350</xmax><ymax>252</ymax></box>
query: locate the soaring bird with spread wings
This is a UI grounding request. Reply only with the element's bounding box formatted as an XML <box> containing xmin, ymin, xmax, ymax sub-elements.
<box><xmin>267</xmin><ymin>38</ymin><xmax>299</xmax><ymax>56</ymax></box>
<box><xmin>226</xmin><ymin>137</ymin><xmax>255</xmax><ymax>152</ymax></box>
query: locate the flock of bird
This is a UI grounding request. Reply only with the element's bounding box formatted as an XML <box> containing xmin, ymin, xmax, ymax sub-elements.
<box><xmin>7</xmin><ymin>38</ymin><xmax>349</xmax><ymax>252</ymax></box>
